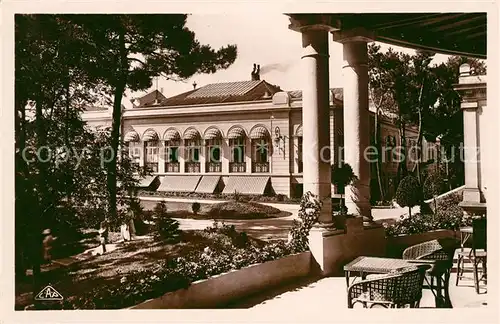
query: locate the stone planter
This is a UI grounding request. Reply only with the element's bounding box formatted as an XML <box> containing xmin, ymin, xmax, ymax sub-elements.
<box><xmin>130</xmin><ymin>252</ymin><xmax>312</xmax><ymax>309</ymax></box>
<box><xmin>333</xmin><ymin>214</ymin><xmax>347</xmax><ymax>230</ymax></box>
<box><xmin>386</xmin><ymin>229</ymin><xmax>460</xmax><ymax>257</ymax></box>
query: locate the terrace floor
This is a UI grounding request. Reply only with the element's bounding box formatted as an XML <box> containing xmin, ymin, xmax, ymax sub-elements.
<box><xmin>226</xmin><ymin>272</ymin><xmax>487</xmax><ymax>310</ymax></box>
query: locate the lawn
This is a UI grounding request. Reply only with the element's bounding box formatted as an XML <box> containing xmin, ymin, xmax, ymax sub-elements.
<box><xmin>140</xmin><ymin>200</ymin><xmax>291</xmax><ymax>219</ymax></box>
<box><xmin>15</xmin><ymin>230</ymin><xmax>232</xmax><ymax>310</ymax></box>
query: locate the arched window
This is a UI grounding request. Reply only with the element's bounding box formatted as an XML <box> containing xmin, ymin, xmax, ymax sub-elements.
<box><xmin>184</xmin><ymin>129</ymin><xmax>201</xmax><ymax>173</ymax></box>
<box><xmin>249</xmin><ymin>126</ymin><xmax>270</xmax><ymax>173</ymax></box>
<box><xmin>228</xmin><ymin>127</ymin><xmax>246</xmax><ymax>173</ymax></box>
<box><xmin>204</xmin><ymin>128</ymin><xmax>223</xmax><ymax>173</ymax></box>
<box><xmin>143</xmin><ymin>129</ymin><xmax>159</xmax><ymax>172</ymax></box>
<box><xmin>164</xmin><ymin>129</ymin><xmax>181</xmax><ymax>173</ymax></box>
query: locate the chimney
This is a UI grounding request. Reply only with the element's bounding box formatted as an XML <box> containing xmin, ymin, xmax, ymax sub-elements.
<box><xmin>192</xmin><ymin>81</ymin><xmax>197</xmax><ymax>89</ymax></box>
<box><xmin>251</xmin><ymin>64</ymin><xmax>257</xmax><ymax>81</ymax></box>
<box><xmin>256</xmin><ymin>65</ymin><xmax>260</xmax><ymax>80</ymax></box>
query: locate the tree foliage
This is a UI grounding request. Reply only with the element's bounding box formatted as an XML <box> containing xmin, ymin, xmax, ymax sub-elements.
<box><xmin>331</xmin><ymin>163</ymin><xmax>357</xmax><ymax>214</ymax></box>
<box><xmin>368</xmin><ymin>43</ymin><xmax>486</xmax><ymax>192</ymax></box>
<box><xmin>14</xmin><ymin>14</ymin><xmax>236</xmax><ymax>282</ymax></box>
<box><xmin>62</xmin><ymin>14</ymin><xmax>238</xmax><ymax>222</ymax></box>
<box><xmin>395</xmin><ymin>175</ymin><xmax>422</xmax><ymax>217</ymax></box>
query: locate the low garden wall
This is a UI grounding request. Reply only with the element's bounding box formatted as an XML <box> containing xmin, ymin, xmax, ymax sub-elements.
<box><xmin>130</xmin><ymin>251</ymin><xmax>312</xmax><ymax>309</ymax></box>
<box><xmin>309</xmin><ymin>218</ymin><xmax>387</xmax><ymax>276</ymax></box>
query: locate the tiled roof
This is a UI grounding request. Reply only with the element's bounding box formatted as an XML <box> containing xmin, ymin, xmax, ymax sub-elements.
<box><xmin>134</xmin><ymin>80</ymin><xmax>282</xmax><ymax>107</ymax></box>
<box><xmin>187</xmin><ymin>80</ymin><xmax>261</xmax><ymax>98</ymax></box>
<box><xmin>133</xmin><ymin>90</ymin><xmax>168</xmax><ymax>108</ymax></box>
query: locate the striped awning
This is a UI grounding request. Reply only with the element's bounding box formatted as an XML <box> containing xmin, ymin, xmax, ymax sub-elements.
<box><xmin>158</xmin><ymin>175</ymin><xmax>202</xmax><ymax>192</ymax></box>
<box><xmin>117</xmin><ymin>175</ymin><xmax>158</xmax><ymax>188</ymax></box>
<box><xmin>142</xmin><ymin>129</ymin><xmax>159</xmax><ymax>142</ymax></box>
<box><xmin>295</xmin><ymin>125</ymin><xmax>303</xmax><ymax>137</ymax></box>
<box><xmin>204</xmin><ymin>128</ymin><xmax>222</xmax><ymax>140</ymax></box>
<box><xmin>124</xmin><ymin>130</ymin><xmax>140</xmax><ymax>142</ymax></box>
<box><xmin>249</xmin><ymin>126</ymin><xmax>270</xmax><ymax>139</ymax></box>
<box><xmin>183</xmin><ymin>128</ymin><xmax>201</xmax><ymax>140</ymax></box>
<box><xmin>227</xmin><ymin>127</ymin><xmax>246</xmax><ymax>139</ymax></box>
<box><xmin>164</xmin><ymin>129</ymin><xmax>181</xmax><ymax>141</ymax></box>
<box><xmin>222</xmin><ymin>176</ymin><xmax>270</xmax><ymax>195</ymax></box>
<box><xmin>195</xmin><ymin>176</ymin><xmax>221</xmax><ymax>194</ymax></box>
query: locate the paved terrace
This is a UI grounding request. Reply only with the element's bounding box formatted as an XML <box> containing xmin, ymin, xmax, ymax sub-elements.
<box><xmin>224</xmin><ymin>272</ymin><xmax>487</xmax><ymax>310</ymax></box>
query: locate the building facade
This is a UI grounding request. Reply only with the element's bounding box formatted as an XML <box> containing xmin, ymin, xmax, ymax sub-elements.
<box><xmin>83</xmin><ymin>71</ymin><xmax>437</xmax><ymax>199</ymax></box>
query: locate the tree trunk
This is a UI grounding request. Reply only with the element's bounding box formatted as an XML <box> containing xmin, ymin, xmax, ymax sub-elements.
<box><xmin>106</xmin><ymin>27</ymin><xmax>128</xmax><ymax>223</ymax></box>
<box><xmin>374</xmin><ymin>106</ymin><xmax>385</xmax><ymax>201</ymax></box>
<box><xmin>413</xmin><ymin>83</ymin><xmax>425</xmax><ymax>184</ymax></box>
<box><xmin>408</xmin><ymin>206</ymin><xmax>411</xmax><ymax>218</ymax></box>
<box><xmin>33</xmin><ymin>93</ymin><xmax>47</xmax><ymax>291</ymax></box>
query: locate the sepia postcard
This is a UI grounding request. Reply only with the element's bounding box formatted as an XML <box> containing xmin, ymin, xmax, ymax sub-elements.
<box><xmin>1</xmin><ymin>1</ymin><xmax>498</xmax><ymax>323</ymax></box>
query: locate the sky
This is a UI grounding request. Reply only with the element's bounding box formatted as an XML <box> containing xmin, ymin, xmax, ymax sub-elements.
<box><xmin>128</xmin><ymin>13</ymin><xmax>451</xmax><ymax>100</ymax></box>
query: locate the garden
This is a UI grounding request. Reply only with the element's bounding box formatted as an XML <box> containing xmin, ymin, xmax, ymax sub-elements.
<box><xmin>16</xmin><ymin>192</ymin><xmax>321</xmax><ymax>310</ymax></box>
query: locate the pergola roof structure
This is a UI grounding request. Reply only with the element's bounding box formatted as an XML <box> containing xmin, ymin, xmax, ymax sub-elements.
<box><xmin>288</xmin><ymin>13</ymin><xmax>486</xmax><ymax>59</ymax></box>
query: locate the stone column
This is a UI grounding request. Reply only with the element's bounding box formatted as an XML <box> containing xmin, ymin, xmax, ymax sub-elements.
<box><xmin>300</xmin><ymin>28</ymin><xmax>333</xmax><ymax>225</ymax></box>
<box><xmin>158</xmin><ymin>141</ymin><xmax>165</xmax><ymax>173</ymax></box>
<box><xmin>200</xmin><ymin>142</ymin><xmax>206</xmax><ymax>174</ymax></box>
<box><xmin>333</xmin><ymin>29</ymin><xmax>373</xmax><ymax>219</ymax></box>
<box><xmin>455</xmin><ymin>64</ymin><xmax>484</xmax><ymax>204</ymax></box>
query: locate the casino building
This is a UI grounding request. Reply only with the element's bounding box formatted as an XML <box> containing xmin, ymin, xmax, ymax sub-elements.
<box><xmin>82</xmin><ymin>66</ymin><xmax>438</xmax><ymax>200</ymax></box>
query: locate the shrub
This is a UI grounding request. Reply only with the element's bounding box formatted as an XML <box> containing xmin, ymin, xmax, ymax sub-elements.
<box><xmin>207</xmin><ymin>201</ymin><xmax>281</xmax><ymax>220</ymax></box>
<box><xmin>233</xmin><ymin>190</ymin><xmax>242</xmax><ymax>202</ymax></box>
<box><xmin>423</xmin><ymin>169</ymin><xmax>446</xmax><ymax>210</ymax></box>
<box><xmin>152</xmin><ymin>202</ymin><xmax>181</xmax><ymax>242</ymax></box>
<box><xmin>331</xmin><ymin>163</ymin><xmax>357</xmax><ymax>215</ymax></box>
<box><xmin>152</xmin><ymin>201</ymin><xmax>168</xmax><ymax>219</ymax></box>
<box><xmin>384</xmin><ymin>192</ymin><xmax>468</xmax><ymax>237</ymax></box>
<box><xmin>395</xmin><ymin>175</ymin><xmax>422</xmax><ymax>217</ymax></box>
<box><xmin>191</xmin><ymin>202</ymin><xmax>201</xmax><ymax>215</ymax></box>
<box><xmin>288</xmin><ymin>191</ymin><xmax>323</xmax><ymax>252</ymax></box>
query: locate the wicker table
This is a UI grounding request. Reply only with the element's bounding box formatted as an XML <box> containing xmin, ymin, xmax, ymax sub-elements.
<box><xmin>344</xmin><ymin>256</ymin><xmax>449</xmax><ymax>308</ymax></box>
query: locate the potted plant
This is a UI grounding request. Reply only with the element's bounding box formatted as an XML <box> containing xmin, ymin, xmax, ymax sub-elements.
<box><xmin>331</xmin><ymin>163</ymin><xmax>358</xmax><ymax>230</ymax></box>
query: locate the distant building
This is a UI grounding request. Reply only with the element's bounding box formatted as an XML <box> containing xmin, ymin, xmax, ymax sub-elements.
<box><xmin>82</xmin><ymin>66</ymin><xmax>439</xmax><ymax>200</ymax></box>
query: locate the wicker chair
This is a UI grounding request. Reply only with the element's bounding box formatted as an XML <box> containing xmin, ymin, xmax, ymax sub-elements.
<box><xmin>402</xmin><ymin>238</ymin><xmax>458</xmax><ymax>307</ymax></box>
<box><xmin>347</xmin><ymin>265</ymin><xmax>430</xmax><ymax>308</ymax></box>
<box><xmin>456</xmin><ymin>218</ymin><xmax>487</xmax><ymax>293</ymax></box>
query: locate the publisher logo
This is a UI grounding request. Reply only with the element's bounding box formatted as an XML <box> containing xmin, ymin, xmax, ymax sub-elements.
<box><xmin>34</xmin><ymin>285</ymin><xmax>63</xmax><ymax>301</ymax></box>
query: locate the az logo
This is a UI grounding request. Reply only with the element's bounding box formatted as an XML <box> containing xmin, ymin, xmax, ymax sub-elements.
<box><xmin>35</xmin><ymin>285</ymin><xmax>64</xmax><ymax>301</ymax></box>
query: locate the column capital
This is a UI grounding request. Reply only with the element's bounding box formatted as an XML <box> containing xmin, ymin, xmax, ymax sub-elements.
<box><xmin>301</xmin><ymin>28</ymin><xmax>329</xmax><ymax>59</ymax></box>
<box><xmin>332</xmin><ymin>27</ymin><xmax>375</xmax><ymax>44</ymax></box>
<box><xmin>461</xmin><ymin>102</ymin><xmax>479</xmax><ymax>110</ymax></box>
<box><xmin>288</xmin><ymin>14</ymin><xmax>341</xmax><ymax>33</ymax></box>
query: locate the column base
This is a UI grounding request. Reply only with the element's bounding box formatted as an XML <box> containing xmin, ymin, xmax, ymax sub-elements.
<box><xmin>308</xmin><ymin>225</ymin><xmax>344</xmax><ymax>276</ymax></box>
<box><xmin>462</xmin><ymin>187</ymin><xmax>481</xmax><ymax>203</ymax></box>
<box><xmin>344</xmin><ymin>201</ymin><xmax>372</xmax><ymax>220</ymax></box>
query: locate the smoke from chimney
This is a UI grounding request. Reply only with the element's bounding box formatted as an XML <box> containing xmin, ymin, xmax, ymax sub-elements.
<box><xmin>259</xmin><ymin>62</ymin><xmax>293</xmax><ymax>75</ymax></box>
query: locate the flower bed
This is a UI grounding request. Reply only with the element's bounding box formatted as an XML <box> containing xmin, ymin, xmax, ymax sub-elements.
<box><xmin>384</xmin><ymin>192</ymin><xmax>469</xmax><ymax>237</ymax></box>
<box><xmin>131</xmin><ymin>251</ymin><xmax>311</xmax><ymax>309</ymax></box>
<box><xmin>62</xmin><ymin>222</ymin><xmax>304</xmax><ymax>309</ymax></box>
<box><xmin>137</xmin><ymin>190</ymin><xmax>301</xmax><ymax>204</ymax></box>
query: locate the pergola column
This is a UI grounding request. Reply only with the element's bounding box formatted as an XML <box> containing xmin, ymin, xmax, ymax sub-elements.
<box><xmin>333</xmin><ymin>29</ymin><xmax>373</xmax><ymax>220</ymax></box>
<box><xmin>453</xmin><ymin>63</ymin><xmax>487</xmax><ymax>210</ymax></box>
<box><xmin>300</xmin><ymin>28</ymin><xmax>333</xmax><ymax>225</ymax></box>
